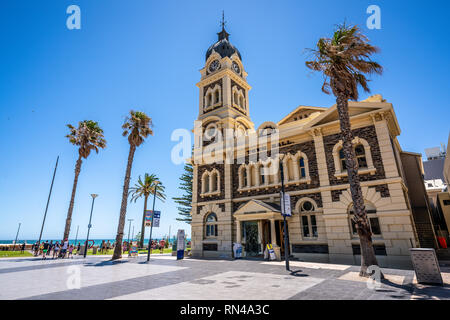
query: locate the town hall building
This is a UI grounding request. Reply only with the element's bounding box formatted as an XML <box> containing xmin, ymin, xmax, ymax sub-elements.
<box><xmin>189</xmin><ymin>25</ymin><xmax>437</xmax><ymax>268</ymax></box>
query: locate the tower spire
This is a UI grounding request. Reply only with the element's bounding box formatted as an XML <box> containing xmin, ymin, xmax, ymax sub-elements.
<box><xmin>217</xmin><ymin>11</ymin><xmax>229</xmax><ymax>40</ymax></box>
<box><xmin>221</xmin><ymin>11</ymin><xmax>226</xmax><ymax>30</ymax></box>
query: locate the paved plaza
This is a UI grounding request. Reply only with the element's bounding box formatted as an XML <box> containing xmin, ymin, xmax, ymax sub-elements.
<box><xmin>0</xmin><ymin>254</ymin><xmax>449</xmax><ymax>300</ymax></box>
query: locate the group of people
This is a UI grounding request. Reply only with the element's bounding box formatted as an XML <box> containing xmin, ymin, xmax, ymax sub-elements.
<box><xmin>100</xmin><ymin>240</ymin><xmax>113</xmax><ymax>254</ymax></box>
<box><xmin>33</xmin><ymin>239</ymin><xmax>78</xmax><ymax>260</ymax></box>
<box><xmin>30</xmin><ymin>239</ymin><xmax>173</xmax><ymax>259</ymax></box>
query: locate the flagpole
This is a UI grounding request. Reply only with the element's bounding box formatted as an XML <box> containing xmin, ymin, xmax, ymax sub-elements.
<box><xmin>37</xmin><ymin>156</ymin><xmax>59</xmax><ymax>250</ymax></box>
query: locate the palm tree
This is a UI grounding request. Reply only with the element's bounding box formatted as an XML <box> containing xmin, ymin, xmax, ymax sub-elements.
<box><xmin>130</xmin><ymin>173</ymin><xmax>166</xmax><ymax>248</ymax></box>
<box><xmin>64</xmin><ymin>120</ymin><xmax>106</xmax><ymax>241</ymax></box>
<box><xmin>112</xmin><ymin>110</ymin><xmax>153</xmax><ymax>260</ymax></box>
<box><xmin>305</xmin><ymin>23</ymin><xmax>383</xmax><ymax>277</ymax></box>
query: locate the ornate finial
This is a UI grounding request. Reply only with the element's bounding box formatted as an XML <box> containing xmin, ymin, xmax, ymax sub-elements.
<box><xmin>217</xmin><ymin>11</ymin><xmax>229</xmax><ymax>41</ymax></box>
<box><xmin>221</xmin><ymin>11</ymin><xmax>226</xmax><ymax>30</ymax></box>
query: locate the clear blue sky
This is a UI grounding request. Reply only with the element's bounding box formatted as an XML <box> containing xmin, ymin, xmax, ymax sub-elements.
<box><xmin>1</xmin><ymin>0</ymin><xmax>449</xmax><ymax>240</ymax></box>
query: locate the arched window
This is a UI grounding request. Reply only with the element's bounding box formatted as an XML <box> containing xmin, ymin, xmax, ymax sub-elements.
<box><xmin>210</xmin><ymin>171</ymin><xmax>218</xmax><ymax>192</ymax></box>
<box><xmin>286</xmin><ymin>157</ymin><xmax>294</xmax><ymax>181</ymax></box>
<box><xmin>207</xmin><ymin>93</ymin><xmax>212</xmax><ymax>107</ymax></box>
<box><xmin>260</xmin><ymin>166</ymin><xmax>265</xmax><ymax>185</ymax></box>
<box><xmin>333</xmin><ymin>138</ymin><xmax>375</xmax><ymax>177</ymax></box>
<box><xmin>299</xmin><ymin>200</ymin><xmax>318</xmax><ymax>238</ymax></box>
<box><xmin>201</xmin><ymin>171</ymin><xmax>210</xmax><ymax>194</ymax></box>
<box><xmin>205</xmin><ymin>213</ymin><xmax>218</xmax><ymax>237</ymax></box>
<box><xmin>339</xmin><ymin>148</ymin><xmax>347</xmax><ymax>171</ymax></box>
<box><xmin>204</xmin><ymin>176</ymin><xmax>210</xmax><ymax>193</ymax></box>
<box><xmin>348</xmin><ymin>202</ymin><xmax>381</xmax><ymax>237</ymax></box>
<box><xmin>355</xmin><ymin>144</ymin><xmax>368</xmax><ymax>169</ymax></box>
<box><xmin>239</xmin><ymin>95</ymin><xmax>244</xmax><ymax>109</ymax></box>
<box><xmin>299</xmin><ymin>157</ymin><xmax>306</xmax><ymax>178</ymax></box>
<box><xmin>234</xmin><ymin>92</ymin><xmax>239</xmax><ymax>105</ymax></box>
<box><xmin>214</xmin><ymin>90</ymin><xmax>220</xmax><ymax>104</ymax></box>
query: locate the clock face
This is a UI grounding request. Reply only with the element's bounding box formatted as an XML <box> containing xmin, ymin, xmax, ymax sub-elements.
<box><xmin>232</xmin><ymin>61</ymin><xmax>241</xmax><ymax>74</ymax></box>
<box><xmin>209</xmin><ymin>60</ymin><xmax>220</xmax><ymax>73</ymax></box>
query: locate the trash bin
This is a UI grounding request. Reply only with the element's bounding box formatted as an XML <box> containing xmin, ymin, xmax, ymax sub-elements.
<box><xmin>92</xmin><ymin>246</ymin><xmax>98</xmax><ymax>255</ymax></box>
<box><xmin>78</xmin><ymin>245</ymin><xmax>86</xmax><ymax>255</ymax></box>
<box><xmin>171</xmin><ymin>242</ymin><xmax>177</xmax><ymax>256</ymax></box>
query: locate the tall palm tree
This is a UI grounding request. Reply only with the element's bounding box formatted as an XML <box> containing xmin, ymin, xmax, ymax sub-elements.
<box><xmin>64</xmin><ymin>120</ymin><xmax>106</xmax><ymax>241</ymax></box>
<box><xmin>130</xmin><ymin>173</ymin><xmax>166</xmax><ymax>248</ymax></box>
<box><xmin>112</xmin><ymin>111</ymin><xmax>153</xmax><ymax>260</ymax></box>
<box><xmin>305</xmin><ymin>24</ymin><xmax>383</xmax><ymax>277</ymax></box>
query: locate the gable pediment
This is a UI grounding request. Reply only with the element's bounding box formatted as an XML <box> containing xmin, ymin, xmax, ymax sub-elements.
<box><xmin>278</xmin><ymin>106</ymin><xmax>327</xmax><ymax>126</ymax></box>
<box><xmin>306</xmin><ymin>103</ymin><xmax>385</xmax><ymax>128</ymax></box>
<box><xmin>234</xmin><ymin>200</ymin><xmax>280</xmax><ymax>215</ymax></box>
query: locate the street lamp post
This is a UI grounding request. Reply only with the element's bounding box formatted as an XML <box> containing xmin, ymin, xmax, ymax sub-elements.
<box><xmin>74</xmin><ymin>225</ymin><xmax>79</xmax><ymax>247</ymax></box>
<box><xmin>13</xmin><ymin>223</ymin><xmax>21</xmax><ymax>251</ymax></box>
<box><xmin>279</xmin><ymin>156</ymin><xmax>290</xmax><ymax>271</ymax></box>
<box><xmin>147</xmin><ymin>182</ymin><xmax>159</xmax><ymax>262</ymax></box>
<box><xmin>84</xmin><ymin>194</ymin><xmax>98</xmax><ymax>258</ymax></box>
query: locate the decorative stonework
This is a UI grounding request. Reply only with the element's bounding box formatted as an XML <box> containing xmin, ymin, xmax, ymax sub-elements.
<box><xmin>197</xmin><ymin>164</ymin><xmax>225</xmax><ymax>202</ymax></box>
<box><xmin>231</xmin><ymin>141</ymin><xmax>319</xmax><ymax>199</ymax></box>
<box><xmin>291</xmin><ymin>193</ymin><xmax>323</xmax><ymax>209</ymax></box>
<box><xmin>323</xmin><ymin>125</ymin><xmax>386</xmax><ymax>186</ymax></box>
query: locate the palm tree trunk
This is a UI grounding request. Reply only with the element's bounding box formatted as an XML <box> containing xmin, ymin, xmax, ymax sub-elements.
<box><xmin>336</xmin><ymin>94</ymin><xmax>379</xmax><ymax>277</ymax></box>
<box><xmin>112</xmin><ymin>145</ymin><xmax>136</xmax><ymax>260</ymax></box>
<box><xmin>139</xmin><ymin>195</ymin><xmax>149</xmax><ymax>248</ymax></box>
<box><xmin>63</xmin><ymin>155</ymin><xmax>83</xmax><ymax>241</ymax></box>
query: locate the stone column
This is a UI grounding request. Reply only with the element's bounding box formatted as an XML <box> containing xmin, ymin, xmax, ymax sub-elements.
<box><xmin>270</xmin><ymin>219</ymin><xmax>277</xmax><ymax>246</ymax></box>
<box><xmin>372</xmin><ymin>113</ymin><xmax>399</xmax><ymax>178</ymax></box>
<box><xmin>223</xmin><ymin>75</ymin><xmax>232</xmax><ymax>108</ymax></box>
<box><xmin>258</xmin><ymin>220</ymin><xmax>263</xmax><ymax>253</ymax></box>
<box><xmin>198</xmin><ymin>86</ymin><xmax>204</xmax><ymax>116</ymax></box>
<box><xmin>236</xmin><ymin>220</ymin><xmax>241</xmax><ymax>243</ymax></box>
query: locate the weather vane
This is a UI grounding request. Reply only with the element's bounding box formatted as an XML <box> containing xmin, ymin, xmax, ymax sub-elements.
<box><xmin>221</xmin><ymin>10</ymin><xmax>227</xmax><ymax>29</ymax></box>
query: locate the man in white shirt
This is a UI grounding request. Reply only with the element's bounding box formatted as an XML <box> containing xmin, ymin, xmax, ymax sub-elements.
<box><xmin>61</xmin><ymin>239</ymin><xmax>69</xmax><ymax>258</ymax></box>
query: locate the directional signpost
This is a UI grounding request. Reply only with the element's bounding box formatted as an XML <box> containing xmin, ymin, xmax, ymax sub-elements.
<box><xmin>281</xmin><ymin>192</ymin><xmax>292</xmax><ymax>216</ymax></box>
<box><xmin>152</xmin><ymin>211</ymin><xmax>161</xmax><ymax>228</ymax></box>
<box><xmin>144</xmin><ymin>210</ymin><xmax>152</xmax><ymax>227</ymax></box>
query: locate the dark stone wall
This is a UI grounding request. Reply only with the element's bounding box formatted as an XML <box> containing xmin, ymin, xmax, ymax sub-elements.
<box><xmin>331</xmin><ymin>184</ymin><xmax>390</xmax><ymax>203</ymax></box>
<box><xmin>323</xmin><ymin>125</ymin><xmax>386</xmax><ymax>186</ymax></box>
<box><xmin>372</xmin><ymin>184</ymin><xmax>390</xmax><ymax>198</ymax></box>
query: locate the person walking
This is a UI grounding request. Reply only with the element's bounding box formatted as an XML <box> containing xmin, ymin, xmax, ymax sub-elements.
<box><xmin>21</xmin><ymin>242</ymin><xmax>25</xmax><ymax>254</ymax></box>
<box><xmin>101</xmin><ymin>240</ymin><xmax>106</xmax><ymax>254</ymax></box>
<box><xmin>68</xmin><ymin>244</ymin><xmax>74</xmax><ymax>258</ymax></box>
<box><xmin>61</xmin><ymin>239</ymin><xmax>69</xmax><ymax>258</ymax></box>
<box><xmin>48</xmin><ymin>240</ymin><xmax>53</xmax><ymax>256</ymax></box>
<box><xmin>41</xmin><ymin>242</ymin><xmax>49</xmax><ymax>260</ymax></box>
<box><xmin>53</xmin><ymin>241</ymin><xmax>60</xmax><ymax>259</ymax></box>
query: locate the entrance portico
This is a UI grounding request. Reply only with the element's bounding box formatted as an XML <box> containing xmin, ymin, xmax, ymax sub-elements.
<box><xmin>234</xmin><ymin>200</ymin><xmax>286</xmax><ymax>257</ymax></box>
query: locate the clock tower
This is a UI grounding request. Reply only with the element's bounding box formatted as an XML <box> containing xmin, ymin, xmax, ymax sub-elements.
<box><xmin>196</xmin><ymin>21</ymin><xmax>254</xmax><ymax>138</ymax></box>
